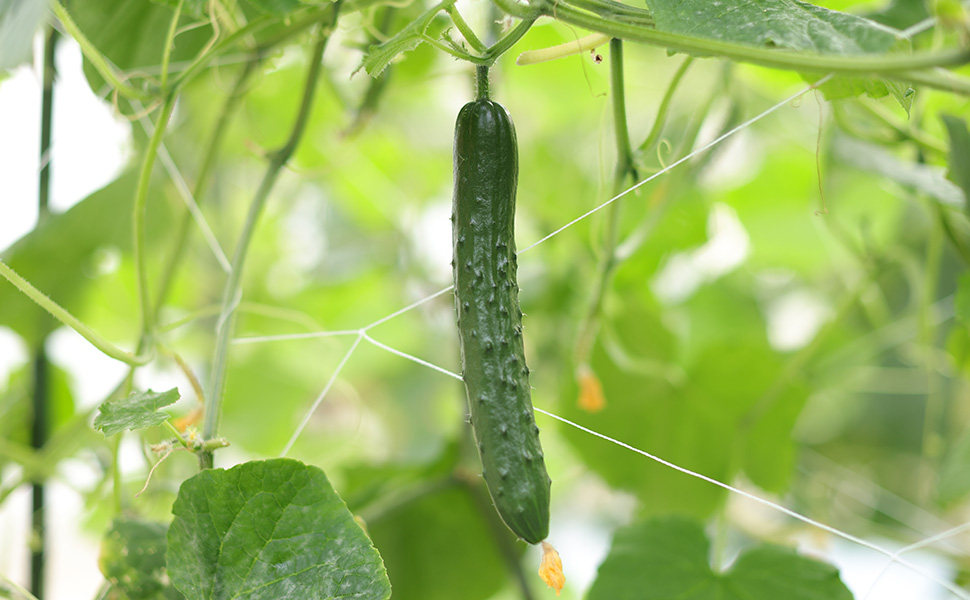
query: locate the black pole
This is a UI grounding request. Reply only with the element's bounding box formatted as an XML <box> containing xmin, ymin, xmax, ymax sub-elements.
<box><xmin>31</xmin><ymin>26</ymin><xmax>59</xmax><ymax>600</ymax></box>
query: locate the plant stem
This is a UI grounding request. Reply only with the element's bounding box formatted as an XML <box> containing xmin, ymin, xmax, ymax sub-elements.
<box><xmin>199</xmin><ymin>13</ymin><xmax>339</xmax><ymax>468</ymax></box>
<box><xmin>153</xmin><ymin>54</ymin><xmax>263</xmax><ymax>313</ymax></box>
<box><xmin>447</xmin><ymin>4</ymin><xmax>488</xmax><ymax>54</ymax></box>
<box><xmin>638</xmin><ymin>55</ymin><xmax>693</xmax><ymax>154</ymax></box>
<box><xmin>0</xmin><ymin>260</ymin><xmax>153</xmax><ymax>365</ymax></box>
<box><xmin>49</xmin><ymin>0</ymin><xmax>154</xmax><ymax>101</ymax></box>
<box><xmin>483</xmin><ymin>17</ymin><xmax>537</xmax><ymax>63</ymax></box>
<box><xmin>133</xmin><ymin>93</ymin><xmax>177</xmax><ymax>351</ymax></box>
<box><xmin>477</xmin><ymin>65</ymin><xmax>490</xmax><ymax>99</ymax></box>
<box><xmin>574</xmin><ymin>39</ymin><xmax>636</xmax><ymax>369</ymax></box>
<box><xmin>160</xmin><ymin>0</ymin><xmax>184</xmax><ymax>91</ymax></box>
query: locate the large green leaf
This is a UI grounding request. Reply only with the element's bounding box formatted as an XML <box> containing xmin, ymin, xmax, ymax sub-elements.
<box><xmin>69</xmin><ymin>0</ymin><xmax>214</xmax><ymax>95</ymax></box>
<box><xmin>558</xmin><ymin>279</ymin><xmax>807</xmax><ymax>516</ymax></box>
<box><xmin>365</xmin><ymin>482</ymin><xmax>513</xmax><ymax>600</ymax></box>
<box><xmin>646</xmin><ymin>0</ymin><xmax>900</xmax><ymax>54</ymax></box>
<box><xmin>99</xmin><ymin>517</ymin><xmax>184</xmax><ymax>600</ymax></box>
<box><xmin>645</xmin><ymin>0</ymin><xmax>908</xmax><ymax>105</ymax></box>
<box><xmin>167</xmin><ymin>458</ymin><xmax>391</xmax><ymax>600</ymax></box>
<box><xmin>0</xmin><ymin>171</ymin><xmax>174</xmax><ymax>346</ymax></box>
<box><xmin>94</xmin><ymin>388</ymin><xmax>180</xmax><ymax>436</ymax></box>
<box><xmin>587</xmin><ymin>516</ymin><xmax>853</xmax><ymax>600</ymax></box>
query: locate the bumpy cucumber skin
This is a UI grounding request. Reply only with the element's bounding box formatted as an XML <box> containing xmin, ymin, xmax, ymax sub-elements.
<box><xmin>452</xmin><ymin>99</ymin><xmax>551</xmax><ymax>545</ymax></box>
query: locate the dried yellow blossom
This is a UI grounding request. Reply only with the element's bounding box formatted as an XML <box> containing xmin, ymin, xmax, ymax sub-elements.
<box><xmin>538</xmin><ymin>541</ymin><xmax>565</xmax><ymax>596</ymax></box>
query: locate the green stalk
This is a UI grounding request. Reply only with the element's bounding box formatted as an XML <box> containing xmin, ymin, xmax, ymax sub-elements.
<box><xmin>50</xmin><ymin>0</ymin><xmax>154</xmax><ymax>101</ymax></box>
<box><xmin>153</xmin><ymin>54</ymin><xmax>263</xmax><ymax>313</ymax></box>
<box><xmin>476</xmin><ymin>64</ymin><xmax>490</xmax><ymax>99</ymax></box>
<box><xmin>200</xmin><ymin>13</ymin><xmax>339</xmax><ymax>468</ymax></box>
<box><xmin>159</xmin><ymin>0</ymin><xmax>184</xmax><ymax>91</ymax></box>
<box><xmin>638</xmin><ymin>56</ymin><xmax>693</xmax><ymax>154</ymax></box>
<box><xmin>0</xmin><ymin>260</ymin><xmax>152</xmax><ymax>365</ymax></box>
<box><xmin>133</xmin><ymin>93</ymin><xmax>178</xmax><ymax>347</ymax></box>
<box><xmin>574</xmin><ymin>39</ymin><xmax>636</xmax><ymax>369</ymax></box>
<box><xmin>483</xmin><ymin>17</ymin><xmax>537</xmax><ymax>63</ymax></box>
<box><xmin>447</xmin><ymin>4</ymin><xmax>488</xmax><ymax>54</ymax></box>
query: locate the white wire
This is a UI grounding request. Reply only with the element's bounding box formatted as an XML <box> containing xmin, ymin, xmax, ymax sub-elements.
<box><xmin>279</xmin><ymin>333</ymin><xmax>363</xmax><ymax>458</ymax></box>
<box><xmin>532</xmin><ymin>407</ymin><xmax>970</xmax><ymax>600</ymax></box>
<box><xmin>516</xmin><ymin>75</ymin><xmax>833</xmax><ymax>256</ymax></box>
<box><xmin>861</xmin><ymin>522</ymin><xmax>970</xmax><ymax>600</ymax></box>
<box><xmin>130</xmin><ymin>100</ymin><xmax>233</xmax><ymax>273</ymax></box>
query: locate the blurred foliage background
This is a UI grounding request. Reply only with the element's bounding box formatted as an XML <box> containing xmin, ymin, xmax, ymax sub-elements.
<box><xmin>2</xmin><ymin>0</ymin><xmax>970</xmax><ymax>597</ymax></box>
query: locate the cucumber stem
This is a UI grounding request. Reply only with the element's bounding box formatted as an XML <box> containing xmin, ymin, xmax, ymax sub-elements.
<box><xmin>476</xmin><ymin>65</ymin><xmax>490</xmax><ymax>99</ymax></box>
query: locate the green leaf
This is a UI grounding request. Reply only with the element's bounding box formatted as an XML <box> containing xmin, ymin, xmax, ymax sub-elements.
<box><xmin>149</xmin><ymin>0</ymin><xmax>211</xmax><ymax>20</ymax></box>
<box><xmin>358</xmin><ymin>0</ymin><xmax>451</xmax><ymax>77</ymax></box>
<box><xmin>942</xmin><ymin>114</ymin><xmax>970</xmax><ymax>212</ymax></box>
<box><xmin>99</xmin><ymin>518</ymin><xmax>184</xmax><ymax>600</ymax></box>
<box><xmin>0</xmin><ymin>0</ymin><xmax>46</xmax><ymax>73</ymax></box>
<box><xmin>94</xmin><ymin>388</ymin><xmax>180</xmax><ymax>436</ymax></box>
<box><xmin>647</xmin><ymin>0</ymin><xmax>900</xmax><ymax>54</ymax></box>
<box><xmin>833</xmin><ymin>134</ymin><xmax>966</xmax><ymax>209</ymax></box>
<box><xmin>588</xmin><ymin>516</ymin><xmax>853</xmax><ymax>600</ymax></box>
<box><xmin>0</xmin><ymin>171</ymin><xmax>174</xmax><ymax>346</ymax></box>
<box><xmin>365</xmin><ymin>482</ymin><xmax>513</xmax><ymax>600</ymax></box>
<box><xmin>69</xmin><ymin>0</ymin><xmax>214</xmax><ymax>94</ymax></box>
<box><xmin>167</xmin><ymin>458</ymin><xmax>391</xmax><ymax>600</ymax></box>
<box><xmin>647</xmin><ymin>0</ymin><xmax>909</xmax><ymax>104</ymax></box>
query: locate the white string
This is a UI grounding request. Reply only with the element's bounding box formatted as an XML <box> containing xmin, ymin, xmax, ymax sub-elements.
<box><xmin>233</xmin><ymin>329</ymin><xmax>361</xmax><ymax>344</ymax></box>
<box><xmin>861</xmin><ymin>521</ymin><xmax>970</xmax><ymax>600</ymax></box>
<box><xmin>361</xmin><ymin>333</ymin><xmax>463</xmax><ymax>381</ymax></box>
<box><xmin>279</xmin><ymin>333</ymin><xmax>363</xmax><ymax>457</ymax></box>
<box><xmin>130</xmin><ymin>100</ymin><xmax>233</xmax><ymax>273</ymax></box>
<box><xmin>307</xmin><ymin>328</ymin><xmax>970</xmax><ymax>599</ymax></box>
<box><xmin>516</xmin><ymin>75</ymin><xmax>833</xmax><ymax>256</ymax></box>
<box><xmin>532</xmin><ymin>407</ymin><xmax>970</xmax><ymax>600</ymax></box>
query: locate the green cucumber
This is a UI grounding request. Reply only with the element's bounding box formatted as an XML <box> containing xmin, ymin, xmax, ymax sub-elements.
<box><xmin>452</xmin><ymin>94</ymin><xmax>551</xmax><ymax>545</ymax></box>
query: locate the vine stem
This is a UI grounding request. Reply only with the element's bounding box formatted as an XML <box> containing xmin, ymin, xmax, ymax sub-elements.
<box><xmin>159</xmin><ymin>0</ymin><xmax>184</xmax><ymax>91</ymax></box>
<box><xmin>199</xmin><ymin>12</ymin><xmax>339</xmax><ymax>468</ymax></box>
<box><xmin>49</xmin><ymin>0</ymin><xmax>154</xmax><ymax>101</ymax></box>
<box><xmin>133</xmin><ymin>93</ymin><xmax>177</xmax><ymax>347</ymax></box>
<box><xmin>0</xmin><ymin>260</ymin><xmax>152</xmax><ymax>365</ymax></box>
<box><xmin>574</xmin><ymin>39</ymin><xmax>636</xmax><ymax>370</ymax></box>
<box><xmin>153</xmin><ymin>54</ymin><xmax>263</xmax><ymax>314</ymax></box>
<box><xmin>638</xmin><ymin>55</ymin><xmax>693</xmax><ymax>155</ymax></box>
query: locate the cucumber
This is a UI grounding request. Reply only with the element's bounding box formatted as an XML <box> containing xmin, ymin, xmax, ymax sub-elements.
<box><xmin>452</xmin><ymin>96</ymin><xmax>551</xmax><ymax>545</ymax></box>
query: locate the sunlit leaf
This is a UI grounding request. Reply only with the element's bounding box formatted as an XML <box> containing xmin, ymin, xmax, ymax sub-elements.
<box><xmin>647</xmin><ymin>0</ymin><xmax>900</xmax><ymax>54</ymax></box>
<box><xmin>167</xmin><ymin>458</ymin><xmax>391</xmax><ymax>600</ymax></box>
